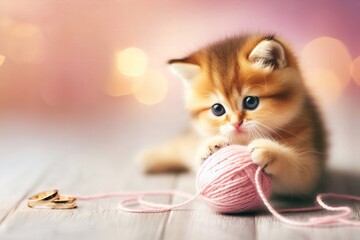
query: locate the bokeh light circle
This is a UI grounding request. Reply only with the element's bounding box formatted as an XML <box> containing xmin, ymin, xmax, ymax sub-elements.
<box><xmin>116</xmin><ymin>47</ymin><xmax>148</xmax><ymax>77</ymax></box>
<box><xmin>104</xmin><ymin>48</ymin><xmax>148</xmax><ymax>97</ymax></box>
<box><xmin>0</xmin><ymin>18</ymin><xmax>15</xmax><ymax>35</ymax></box>
<box><xmin>301</xmin><ymin>37</ymin><xmax>352</xmax><ymax>104</ymax></box>
<box><xmin>351</xmin><ymin>56</ymin><xmax>360</xmax><ymax>87</ymax></box>
<box><xmin>303</xmin><ymin>68</ymin><xmax>342</xmax><ymax>105</ymax></box>
<box><xmin>7</xmin><ymin>23</ymin><xmax>45</xmax><ymax>63</ymax></box>
<box><xmin>133</xmin><ymin>70</ymin><xmax>168</xmax><ymax>105</ymax></box>
<box><xmin>0</xmin><ymin>55</ymin><xmax>5</xmax><ymax>66</ymax></box>
<box><xmin>104</xmin><ymin>74</ymin><xmax>143</xmax><ymax>97</ymax></box>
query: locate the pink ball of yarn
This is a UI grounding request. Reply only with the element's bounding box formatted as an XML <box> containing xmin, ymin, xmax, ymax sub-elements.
<box><xmin>197</xmin><ymin>145</ymin><xmax>272</xmax><ymax>213</ymax></box>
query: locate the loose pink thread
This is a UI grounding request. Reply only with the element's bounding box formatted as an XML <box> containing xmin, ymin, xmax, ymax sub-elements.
<box><xmin>76</xmin><ymin>145</ymin><xmax>360</xmax><ymax>227</ymax></box>
<box><xmin>77</xmin><ymin>173</ymin><xmax>360</xmax><ymax>226</ymax></box>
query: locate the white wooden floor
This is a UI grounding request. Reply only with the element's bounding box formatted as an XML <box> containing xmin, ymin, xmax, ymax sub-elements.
<box><xmin>1</xmin><ymin>87</ymin><xmax>360</xmax><ymax>240</ymax></box>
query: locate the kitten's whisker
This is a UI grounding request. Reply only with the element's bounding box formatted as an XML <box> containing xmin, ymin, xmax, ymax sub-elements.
<box><xmin>270</xmin><ymin>124</ymin><xmax>297</xmax><ymax>138</ymax></box>
<box><xmin>256</xmin><ymin>124</ymin><xmax>278</xmax><ymax>142</ymax></box>
<box><xmin>254</xmin><ymin>121</ymin><xmax>286</xmax><ymax>142</ymax></box>
<box><xmin>247</xmin><ymin>128</ymin><xmax>255</xmax><ymax>141</ymax></box>
<box><xmin>247</xmin><ymin>128</ymin><xmax>253</xmax><ymax>142</ymax></box>
<box><xmin>259</xmin><ymin>123</ymin><xmax>285</xmax><ymax>141</ymax></box>
<box><xmin>252</xmin><ymin>127</ymin><xmax>263</xmax><ymax>140</ymax></box>
<box><xmin>253</xmin><ymin>125</ymin><xmax>268</xmax><ymax>140</ymax></box>
<box><xmin>296</xmin><ymin>149</ymin><xmax>325</xmax><ymax>156</ymax></box>
<box><xmin>250</xmin><ymin>129</ymin><xmax>257</xmax><ymax>142</ymax></box>
<box><xmin>244</xmin><ymin>121</ymin><xmax>271</xmax><ymax>141</ymax></box>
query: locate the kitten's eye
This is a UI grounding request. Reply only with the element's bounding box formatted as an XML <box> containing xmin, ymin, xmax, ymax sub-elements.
<box><xmin>243</xmin><ymin>96</ymin><xmax>259</xmax><ymax>110</ymax></box>
<box><xmin>211</xmin><ymin>103</ymin><xmax>226</xmax><ymax>116</ymax></box>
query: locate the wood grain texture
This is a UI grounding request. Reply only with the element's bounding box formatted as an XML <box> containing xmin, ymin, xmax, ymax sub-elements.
<box><xmin>256</xmin><ymin>168</ymin><xmax>360</xmax><ymax>240</ymax></box>
<box><xmin>0</xmin><ymin>141</ymin><xmax>176</xmax><ymax>240</ymax></box>
<box><xmin>162</xmin><ymin>173</ymin><xmax>256</xmax><ymax>240</ymax></box>
<box><xmin>0</xmin><ymin>143</ymin><xmax>55</xmax><ymax>224</ymax></box>
<box><xmin>0</xmin><ymin>120</ymin><xmax>359</xmax><ymax>240</ymax></box>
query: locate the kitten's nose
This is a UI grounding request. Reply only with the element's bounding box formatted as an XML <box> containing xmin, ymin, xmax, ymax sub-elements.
<box><xmin>232</xmin><ymin>121</ymin><xmax>243</xmax><ymax>130</ymax></box>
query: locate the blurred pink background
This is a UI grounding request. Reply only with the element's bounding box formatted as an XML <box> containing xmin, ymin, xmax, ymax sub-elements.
<box><xmin>0</xmin><ymin>0</ymin><xmax>359</xmax><ymax>169</ymax></box>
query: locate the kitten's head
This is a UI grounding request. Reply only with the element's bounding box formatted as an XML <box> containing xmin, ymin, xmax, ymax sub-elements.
<box><xmin>169</xmin><ymin>34</ymin><xmax>306</xmax><ymax>143</ymax></box>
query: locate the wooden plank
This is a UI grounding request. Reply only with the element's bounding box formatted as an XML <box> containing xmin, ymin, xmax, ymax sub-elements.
<box><xmin>255</xmin><ymin>168</ymin><xmax>360</xmax><ymax>240</ymax></box>
<box><xmin>0</xmin><ymin>145</ymin><xmax>176</xmax><ymax>240</ymax></box>
<box><xmin>0</xmin><ymin>143</ymin><xmax>53</xmax><ymax>223</ymax></box>
<box><xmin>162</xmin><ymin>173</ymin><xmax>255</xmax><ymax>240</ymax></box>
<box><xmin>1</xmin><ymin>119</ymin><xmax>360</xmax><ymax>240</ymax></box>
<box><xmin>163</xmin><ymin>167</ymin><xmax>360</xmax><ymax>240</ymax></box>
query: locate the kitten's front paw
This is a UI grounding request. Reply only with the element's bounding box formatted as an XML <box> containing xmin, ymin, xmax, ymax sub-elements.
<box><xmin>248</xmin><ymin>139</ymin><xmax>283</xmax><ymax>175</ymax></box>
<box><xmin>196</xmin><ymin>136</ymin><xmax>230</xmax><ymax>164</ymax></box>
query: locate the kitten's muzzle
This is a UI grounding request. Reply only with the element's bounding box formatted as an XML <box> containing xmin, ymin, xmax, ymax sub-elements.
<box><xmin>233</xmin><ymin>121</ymin><xmax>243</xmax><ymax>131</ymax></box>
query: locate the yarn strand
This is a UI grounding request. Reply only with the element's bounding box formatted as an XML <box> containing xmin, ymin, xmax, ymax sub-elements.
<box><xmin>254</xmin><ymin>167</ymin><xmax>360</xmax><ymax>226</ymax></box>
<box><xmin>75</xmin><ymin>167</ymin><xmax>360</xmax><ymax>226</ymax></box>
<box><xmin>75</xmin><ymin>145</ymin><xmax>360</xmax><ymax>227</ymax></box>
<box><xmin>77</xmin><ymin>190</ymin><xmax>199</xmax><ymax>213</ymax></box>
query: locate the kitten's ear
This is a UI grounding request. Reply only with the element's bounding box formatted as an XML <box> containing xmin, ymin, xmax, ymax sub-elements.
<box><xmin>168</xmin><ymin>59</ymin><xmax>201</xmax><ymax>85</ymax></box>
<box><xmin>248</xmin><ymin>38</ymin><xmax>286</xmax><ymax>70</ymax></box>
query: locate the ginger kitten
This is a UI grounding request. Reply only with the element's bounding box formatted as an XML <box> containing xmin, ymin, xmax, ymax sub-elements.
<box><xmin>139</xmin><ymin>34</ymin><xmax>327</xmax><ymax>197</ymax></box>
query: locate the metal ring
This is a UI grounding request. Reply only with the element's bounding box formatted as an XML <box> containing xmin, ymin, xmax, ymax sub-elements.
<box><xmin>27</xmin><ymin>189</ymin><xmax>59</xmax><ymax>208</ymax></box>
<box><xmin>48</xmin><ymin>196</ymin><xmax>77</xmax><ymax>209</ymax></box>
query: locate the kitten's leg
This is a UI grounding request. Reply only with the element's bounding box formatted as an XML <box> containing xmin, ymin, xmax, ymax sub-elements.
<box><xmin>196</xmin><ymin>136</ymin><xmax>230</xmax><ymax>165</ymax></box>
<box><xmin>248</xmin><ymin>138</ymin><xmax>321</xmax><ymax>196</ymax></box>
<box><xmin>137</xmin><ymin>130</ymin><xmax>200</xmax><ymax>173</ymax></box>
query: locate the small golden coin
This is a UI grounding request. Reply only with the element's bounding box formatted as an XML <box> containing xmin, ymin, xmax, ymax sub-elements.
<box><xmin>50</xmin><ymin>195</ymin><xmax>77</xmax><ymax>209</ymax></box>
<box><xmin>27</xmin><ymin>189</ymin><xmax>59</xmax><ymax>208</ymax></box>
<box><xmin>52</xmin><ymin>195</ymin><xmax>77</xmax><ymax>203</ymax></box>
<box><xmin>49</xmin><ymin>201</ymin><xmax>77</xmax><ymax>209</ymax></box>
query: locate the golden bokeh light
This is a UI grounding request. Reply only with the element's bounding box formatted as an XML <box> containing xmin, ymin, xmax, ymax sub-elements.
<box><xmin>351</xmin><ymin>56</ymin><xmax>360</xmax><ymax>87</ymax></box>
<box><xmin>0</xmin><ymin>55</ymin><xmax>5</xmax><ymax>66</ymax></box>
<box><xmin>301</xmin><ymin>37</ymin><xmax>352</xmax><ymax>104</ymax></box>
<box><xmin>104</xmin><ymin>74</ymin><xmax>143</xmax><ymax>97</ymax></box>
<box><xmin>0</xmin><ymin>18</ymin><xmax>15</xmax><ymax>35</ymax></box>
<box><xmin>103</xmin><ymin>50</ymin><xmax>146</xmax><ymax>97</ymax></box>
<box><xmin>7</xmin><ymin>23</ymin><xmax>45</xmax><ymax>63</ymax></box>
<box><xmin>116</xmin><ymin>47</ymin><xmax>148</xmax><ymax>77</ymax></box>
<box><xmin>304</xmin><ymin>68</ymin><xmax>342</xmax><ymax>105</ymax></box>
<box><xmin>133</xmin><ymin>70</ymin><xmax>168</xmax><ymax>105</ymax></box>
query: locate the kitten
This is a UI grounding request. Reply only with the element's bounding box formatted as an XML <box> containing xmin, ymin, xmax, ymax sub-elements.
<box><xmin>138</xmin><ymin>34</ymin><xmax>327</xmax><ymax>197</ymax></box>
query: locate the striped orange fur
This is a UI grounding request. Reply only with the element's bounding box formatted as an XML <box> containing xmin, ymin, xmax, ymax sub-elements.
<box><xmin>138</xmin><ymin>34</ymin><xmax>327</xmax><ymax>197</ymax></box>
